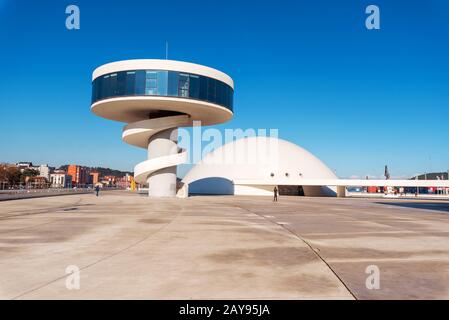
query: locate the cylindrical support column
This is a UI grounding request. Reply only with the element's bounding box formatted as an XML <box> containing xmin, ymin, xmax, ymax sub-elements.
<box><xmin>147</xmin><ymin>128</ymin><xmax>178</xmax><ymax>197</ymax></box>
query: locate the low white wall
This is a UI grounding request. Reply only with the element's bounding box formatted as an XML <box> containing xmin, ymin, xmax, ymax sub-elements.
<box><xmin>234</xmin><ymin>184</ymin><xmax>274</xmax><ymax>196</ymax></box>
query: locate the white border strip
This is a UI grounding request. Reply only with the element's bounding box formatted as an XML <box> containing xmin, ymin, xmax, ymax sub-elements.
<box><xmin>92</xmin><ymin>59</ymin><xmax>234</xmax><ymax>89</ymax></box>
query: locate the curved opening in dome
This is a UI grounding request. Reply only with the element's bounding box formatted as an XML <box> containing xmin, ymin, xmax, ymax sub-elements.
<box><xmin>188</xmin><ymin>177</ymin><xmax>234</xmax><ymax>196</ymax></box>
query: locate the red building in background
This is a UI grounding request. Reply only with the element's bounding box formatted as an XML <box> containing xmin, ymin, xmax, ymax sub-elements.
<box><xmin>90</xmin><ymin>171</ymin><xmax>99</xmax><ymax>185</ymax></box>
<box><xmin>67</xmin><ymin>165</ymin><xmax>89</xmax><ymax>187</ymax></box>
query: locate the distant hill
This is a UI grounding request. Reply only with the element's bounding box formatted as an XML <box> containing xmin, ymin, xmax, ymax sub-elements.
<box><xmin>58</xmin><ymin>165</ymin><xmax>133</xmax><ymax>177</ymax></box>
<box><xmin>411</xmin><ymin>172</ymin><xmax>448</xmax><ymax>180</ymax></box>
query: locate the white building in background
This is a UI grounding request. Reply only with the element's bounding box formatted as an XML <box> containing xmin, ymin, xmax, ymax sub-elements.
<box><xmin>37</xmin><ymin>164</ymin><xmax>50</xmax><ymax>181</ymax></box>
<box><xmin>16</xmin><ymin>162</ymin><xmax>33</xmax><ymax>172</ymax></box>
<box><xmin>15</xmin><ymin>162</ymin><xmax>52</xmax><ymax>181</ymax></box>
<box><xmin>182</xmin><ymin>136</ymin><xmax>337</xmax><ymax>197</ymax></box>
<box><xmin>50</xmin><ymin>171</ymin><xmax>72</xmax><ymax>188</ymax></box>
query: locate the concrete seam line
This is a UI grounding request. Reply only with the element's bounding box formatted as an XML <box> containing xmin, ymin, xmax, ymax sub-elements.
<box><xmin>11</xmin><ymin>206</ymin><xmax>185</xmax><ymax>300</ymax></box>
<box><xmin>1</xmin><ymin>198</ymin><xmax>86</xmax><ymax>235</ymax></box>
<box><xmin>2</xmin><ymin>219</ymin><xmax>65</xmax><ymax>235</ymax></box>
<box><xmin>232</xmin><ymin>204</ymin><xmax>358</xmax><ymax>300</ymax></box>
<box><xmin>287</xmin><ymin>229</ymin><xmax>358</xmax><ymax>300</ymax></box>
<box><xmin>0</xmin><ymin>197</ymin><xmax>84</xmax><ymax>220</ymax></box>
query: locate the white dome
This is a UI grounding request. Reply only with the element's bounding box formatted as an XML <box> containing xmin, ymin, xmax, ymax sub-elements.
<box><xmin>182</xmin><ymin>136</ymin><xmax>337</xmax><ymax>196</ymax></box>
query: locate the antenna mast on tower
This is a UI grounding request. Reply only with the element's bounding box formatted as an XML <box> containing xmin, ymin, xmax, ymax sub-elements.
<box><xmin>165</xmin><ymin>41</ymin><xmax>169</xmax><ymax>60</ymax></box>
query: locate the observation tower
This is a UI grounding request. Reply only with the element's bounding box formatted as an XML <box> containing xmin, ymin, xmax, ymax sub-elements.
<box><xmin>91</xmin><ymin>59</ymin><xmax>234</xmax><ymax>197</ymax></box>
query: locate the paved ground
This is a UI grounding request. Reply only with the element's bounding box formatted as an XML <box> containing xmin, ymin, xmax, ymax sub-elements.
<box><xmin>0</xmin><ymin>189</ymin><xmax>91</xmax><ymax>201</ymax></box>
<box><xmin>1</xmin><ymin>191</ymin><xmax>449</xmax><ymax>300</ymax></box>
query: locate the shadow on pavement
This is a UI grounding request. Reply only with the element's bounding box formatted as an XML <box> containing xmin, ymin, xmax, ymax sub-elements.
<box><xmin>376</xmin><ymin>201</ymin><xmax>449</xmax><ymax>212</ymax></box>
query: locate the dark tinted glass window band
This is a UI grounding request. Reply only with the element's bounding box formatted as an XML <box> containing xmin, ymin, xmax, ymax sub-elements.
<box><xmin>92</xmin><ymin>70</ymin><xmax>233</xmax><ymax>111</ymax></box>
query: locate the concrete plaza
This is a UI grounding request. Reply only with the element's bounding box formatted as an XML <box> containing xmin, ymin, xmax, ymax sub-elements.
<box><xmin>1</xmin><ymin>191</ymin><xmax>449</xmax><ymax>299</ymax></box>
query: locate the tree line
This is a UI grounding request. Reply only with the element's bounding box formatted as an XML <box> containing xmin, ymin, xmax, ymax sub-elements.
<box><xmin>0</xmin><ymin>166</ymin><xmax>40</xmax><ymax>188</ymax></box>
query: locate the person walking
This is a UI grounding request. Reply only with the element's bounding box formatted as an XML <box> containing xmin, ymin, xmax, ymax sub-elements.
<box><xmin>95</xmin><ymin>185</ymin><xmax>100</xmax><ymax>197</ymax></box>
<box><xmin>273</xmin><ymin>186</ymin><xmax>278</xmax><ymax>202</ymax></box>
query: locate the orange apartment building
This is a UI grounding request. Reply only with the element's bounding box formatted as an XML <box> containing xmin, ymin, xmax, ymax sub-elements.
<box><xmin>90</xmin><ymin>171</ymin><xmax>99</xmax><ymax>185</ymax></box>
<box><xmin>67</xmin><ymin>165</ymin><xmax>89</xmax><ymax>186</ymax></box>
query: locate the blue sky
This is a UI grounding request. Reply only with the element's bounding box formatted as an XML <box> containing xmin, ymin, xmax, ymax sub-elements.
<box><xmin>0</xmin><ymin>0</ymin><xmax>448</xmax><ymax>178</ymax></box>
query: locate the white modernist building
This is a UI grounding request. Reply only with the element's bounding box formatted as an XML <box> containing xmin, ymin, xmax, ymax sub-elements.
<box><xmin>182</xmin><ymin>136</ymin><xmax>338</xmax><ymax>197</ymax></box>
<box><xmin>92</xmin><ymin>59</ymin><xmax>449</xmax><ymax>198</ymax></box>
<box><xmin>91</xmin><ymin>59</ymin><xmax>234</xmax><ymax>197</ymax></box>
<box><xmin>182</xmin><ymin>135</ymin><xmax>449</xmax><ymax>197</ymax></box>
